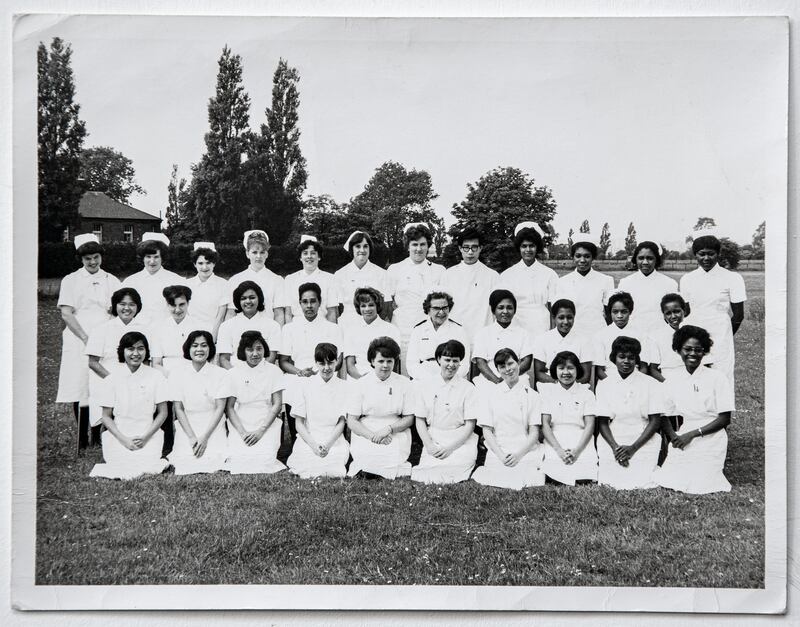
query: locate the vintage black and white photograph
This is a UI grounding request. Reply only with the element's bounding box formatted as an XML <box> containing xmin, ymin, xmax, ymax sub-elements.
<box><xmin>11</xmin><ymin>10</ymin><xmax>787</xmax><ymax>614</ymax></box>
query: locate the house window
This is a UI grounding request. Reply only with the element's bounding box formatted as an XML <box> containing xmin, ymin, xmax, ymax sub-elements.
<box><xmin>123</xmin><ymin>224</ymin><xmax>134</xmax><ymax>243</ymax></box>
<box><xmin>92</xmin><ymin>223</ymin><xmax>103</xmax><ymax>241</ymax></box>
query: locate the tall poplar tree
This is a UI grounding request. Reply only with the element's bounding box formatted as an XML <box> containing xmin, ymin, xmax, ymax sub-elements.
<box><xmin>38</xmin><ymin>37</ymin><xmax>87</xmax><ymax>242</ymax></box>
<box><xmin>599</xmin><ymin>222</ymin><xmax>612</xmax><ymax>258</ymax></box>
<box><xmin>624</xmin><ymin>222</ymin><xmax>638</xmax><ymax>255</ymax></box>
<box><xmin>184</xmin><ymin>46</ymin><xmax>252</xmax><ymax>242</ymax></box>
<box><xmin>579</xmin><ymin>220</ymin><xmax>590</xmax><ymax>234</ymax></box>
<box><xmin>248</xmin><ymin>58</ymin><xmax>308</xmax><ymax>244</ymax></box>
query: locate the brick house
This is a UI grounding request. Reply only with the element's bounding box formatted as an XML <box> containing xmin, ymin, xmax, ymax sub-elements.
<box><xmin>68</xmin><ymin>191</ymin><xmax>162</xmax><ymax>243</ymax></box>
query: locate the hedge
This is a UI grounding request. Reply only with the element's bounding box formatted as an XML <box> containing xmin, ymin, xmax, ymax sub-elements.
<box><xmin>38</xmin><ymin>242</ymin><xmax>396</xmax><ymax>280</ymax></box>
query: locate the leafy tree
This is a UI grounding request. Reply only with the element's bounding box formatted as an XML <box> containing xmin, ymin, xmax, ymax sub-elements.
<box><xmin>248</xmin><ymin>58</ymin><xmax>308</xmax><ymax>244</ymax></box>
<box><xmin>79</xmin><ymin>146</ymin><xmax>145</xmax><ymax>203</ymax></box>
<box><xmin>448</xmin><ymin>166</ymin><xmax>557</xmax><ymax>271</ymax></box>
<box><xmin>38</xmin><ymin>37</ymin><xmax>87</xmax><ymax>243</ymax></box>
<box><xmin>297</xmin><ymin>194</ymin><xmax>349</xmax><ymax>243</ymax></box>
<box><xmin>164</xmin><ymin>164</ymin><xmax>197</xmax><ymax>241</ymax></box>
<box><xmin>718</xmin><ymin>238</ymin><xmax>741</xmax><ymax>269</ymax></box>
<box><xmin>624</xmin><ymin>222</ymin><xmax>638</xmax><ymax>256</ymax></box>
<box><xmin>599</xmin><ymin>222</ymin><xmax>612</xmax><ymax>259</ymax></box>
<box><xmin>183</xmin><ymin>46</ymin><xmax>253</xmax><ymax>243</ymax></box>
<box><xmin>752</xmin><ymin>221</ymin><xmax>765</xmax><ymax>258</ymax></box>
<box><xmin>579</xmin><ymin>220</ymin><xmax>590</xmax><ymax>234</ymax></box>
<box><xmin>693</xmin><ymin>216</ymin><xmax>717</xmax><ymax>230</ymax></box>
<box><xmin>567</xmin><ymin>228</ymin><xmax>574</xmax><ymax>249</ymax></box>
<box><xmin>429</xmin><ymin>214</ymin><xmax>447</xmax><ymax>258</ymax></box>
<box><xmin>347</xmin><ymin>161</ymin><xmax>439</xmax><ymax>254</ymax></box>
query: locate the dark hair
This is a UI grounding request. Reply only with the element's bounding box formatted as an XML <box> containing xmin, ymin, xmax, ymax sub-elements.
<box><xmin>672</xmin><ymin>325</ymin><xmax>713</xmax><ymax>354</ymax></box>
<box><xmin>632</xmin><ymin>241</ymin><xmax>663</xmax><ymax>268</ymax></box>
<box><xmin>455</xmin><ymin>226</ymin><xmax>483</xmax><ymax>246</ymax></box>
<box><xmin>513</xmin><ymin>227</ymin><xmax>543</xmax><ymax>253</ymax></box>
<box><xmin>136</xmin><ymin>240</ymin><xmax>169</xmax><ymax>264</ymax></box>
<box><xmin>549</xmin><ymin>350</ymin><xmax>585</xmax><ymax>380</ymax></box>
<box><xmin>610</xmin><ymin>336</ymin><xmax>642</xmax><ymax>365</ymax></box>
<box><xmin>297</xmin><ymin>239</ymin><xmax>323</xmax><ymax>257</ymax></box>
<box><xmin>367</xmin><ymin>336</ymin><xmax>401</xmax><ymax>363</ymax></box>
<box><xmin>489</xmin><ymin>289</ymin><xmax>516</xmax><ymax>312</ymax></box>
<box><xmin>162</xmin><ymin>284</ymin><xmax>192</xmax><ymax>305</ymax></box>
<box><xmin>298</xmin><ymin>281</ymin><xmax>322</xmax><ymax>301</ymax></box>
<box><xmin>182</xmin><ymin>329</ymin><xmax>216</xmax><ymax>360</ymax></box>
<box><xmin>117</xmin><ymin>331</ymin><xmax>150</xmax><ymax>362</ymax></box>
<box><xmin>110</xmin><ymin>287</ymin><xmax>142</xmax><ymax>317</ymax></box>
<box><xmin>660</xmin><ymin>292</ymin><xmax>687</xmax><ymax>312</ymax></box>
<box><xmin>314</xmin><ymin>342</ymin><xmax>339</xmax><ymax>363</ymax></box>
<box><xmin>353</xmin><ymin>286</ymin><xmax>384</xmax><ymax>315</ymax></box>
<box><xmin>493</xmin><ymin>348</ymin><xmax>519</xmax><ymax>369</ymax></box>
<box><xmin>570</xmin><ymin>241</ymin><xmax>598</xmax><ymax>259</ymax></box>
<box><xmin>76</xmin><ymin>241</ymin><xmax>103</xmax><ymax>260</ymax></box>
<box><xmin>422</xmin><ymin>291</ymin><xmax>454</xmax><ymax>315</ymax></box>
<box><xmin>191</xmin><ymin>247</ymin><xmax>219</xmax><ymax>264</ymax></box>
<box><xmin>236</xmin><ymin>330</ymin><xmax>269</xmax><ymax>361</ymax></box>
<box><xmin>404</xmin><ymin>224</ymin><xmax>433</xmax><ymax>248</ymax></box>
<box><xmin>347</xmin><ymin>231</ymin><xmax>374</xmax><ymax>255</ymax></box>
<box><xmin>692</xmin><ymin>235</ymin><xmax>722</xmax><ymax>255</ymax></box>
<box><xmin>551</xmin><ymin>298</ymin><xmax>576</xmax><ymax>315</ymax></box>
<box><xmin>608</xmin><ymin>291</ymin><xmax>634</xmax><ymax>313</ymax></box>
<box><xmin>435</xmin><ymin>339</ymin><xmax>466</xmax><ymax>361</ymax></box>
<box><xmin>232</xmin><ymin>280</ymin><xmax>265</xmax><ymax>313</ymax></box>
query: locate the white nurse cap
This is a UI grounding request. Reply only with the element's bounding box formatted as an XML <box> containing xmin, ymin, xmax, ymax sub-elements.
<box><xmin>343</xmin><ymin>230</ymin><xmax>365</xmax><ymax>251</ymax></box>
<box><xmin>142</xmin><ymin>232</ymin><xmax>170</xmax><ymax>246</ymax></box>
<box><xmin>403</xmin><ymin>221</ymin><xmax>429</xmax><ymax>235</ymax></box>
<box><xmin>243</xmin><ymin>229</ymin><xmax>269</xmax><ymax>249</ymax></box>
<box><xmin>193</xmin><ymin>241</ymin><xmax>216</xmax><ymax>251</ymax></box>
<box><xmin>514</xmin><ymin>221</ymin><xmax>545</xmax><ymax>238</ymax></box>
<box><xmin>73</xmin><ymin>233</ymin><xmax>99</xmax><ymax>249</ymax></box>
<box><xmin>692</xmin><ymin>226</ymin><xmax>721</xmax><ymax>239</ymax></box>
<box><xmin>572</xmin><ymin>231</ymin><xmax>600</xmax><ymax>247</ymax></box>
<box><xmin>300</xmin><ymin>234</ymin><xmax>318</xmax><ymax>244</ymax></box>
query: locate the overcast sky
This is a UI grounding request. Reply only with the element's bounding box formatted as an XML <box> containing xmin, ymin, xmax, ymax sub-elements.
<box><xmin>17</xmin><ymin>15</ymin><xmax>787</xmax><ymax>250</ymax></box>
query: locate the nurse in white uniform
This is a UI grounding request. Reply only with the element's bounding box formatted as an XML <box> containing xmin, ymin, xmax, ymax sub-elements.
<box><xmin>654</xmin><ymin>325</ymin><xmax>734</xmax><ymax>494</ymax></box>
<box><xmin>333</xmin><ymin>231</ymin><xmax>392</xmax><ymax>333</ymax></box>
<box><xmin>540</xmin><ymin>351</ymin><xmax>598</xmax><ymax>485</ymax></box>
<box><xmin>443</xmin><ymin>226</ymin><xmax>499</xmax><ymax>344</ymax></box>
<box><xmin>227</xmin><ymin>229</ymin><xmax>287</xmax><ymax>325</ymax></box>
<box><xmin>595</xmin><ymin>337</ymin><xmax>666</xmax><ymax>490</ymax></box>
<box><xmin>344</xmin><ymin>287</ymin><xmax>402</xmax><ymax>379</ymax></box>
<box><xmin>411</xmin><ymin>340</ymin><xmax>479</xmax><ymax>484</ymax></box>
<box><xmin>89</xmin><ymin>331</ymin><xmax>170</xmax><ymax>479</ymax></box>
<box><xmin>169</xmin><ymin>330</ymin><xmax>229</xmax><ymax>475</ymax></box>
<box><xmin>555</xmin><ymin>233</ymin><xmax>615</xmax><ymax>337</ymax></box>
<box><xmin>287</xmin><ymin>342</ymin><xmax>350</xmax><ymax>478</ymax></box>
<box><xmin>217</xmin><ymin>281</ymin><xmax>282</xmax><ymax>368</ymax></box>
<box><xmin>122</xmin><ymin>232</ymin><xmax>185</xmax><ymax>328</ymax></box>
<box><xmin>225</xmin><ymin>330</ymin><xmax>286</xmax><ymax>475</ymax></box>
<box><xmin>387</xmin><ymin>223</ymin><xmax>445</xmax><ymax>374</ymax></box>
<box><xmin>531</xmin><ymin>299</ymin><xmax>594</xmax><ymax>386</ymax></box>
<box><xmin>497</xmin><ymin>222</ymin><xmax>558</xmax><ymax>340</ymax></box>
<box><xmin>284</xmin><ymin>235</ymin><xmax>338</xmax><ymax>323</ymax></box>
<box><xmin>617</xmin><ymin>240</ymin><xmax>678</xmax><ymax>334</ymax></box>
<box><xmin>471</xmin><ymin>348</ymin><xmax>545</xmax><ymax>490</ymax></box>
<box><xmin>679</xmin><ymin>230</ymin><xmax>746</xmax><ymax>386</ymax></box>
<box><xmin>56</xmin><ymin>233</ymin><xmax>121</xmax><ymax>450</ymax></box>
<box><xmin>405</xmin><ymin>291</ymin><xmax>470</xmax><ymax>381</ymax></box>
<box><xmin>346</xmin><ymin>337</ymin><xmax>415</xmax><ymax>479</ymax></box>
<box><xmin>85</xmin><ymin>287</ymin><xmax>148</xmax><ymax>427</ymax></box>
<box><xmin>185</xmin><ymin>242</ymin><xmax>228</xmax><ymax>341</ymax></box>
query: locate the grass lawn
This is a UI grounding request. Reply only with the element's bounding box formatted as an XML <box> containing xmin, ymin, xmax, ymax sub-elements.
<box><xmin>34</xmin><ymin>272</ymin><xmax>766</xmax><ymax>588</ymax></box>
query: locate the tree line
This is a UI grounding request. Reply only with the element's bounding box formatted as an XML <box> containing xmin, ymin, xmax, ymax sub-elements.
<box><xmin>38</xmin><ymin>38</ymin><xmax>765</xmax><ymax>270</ymax></box>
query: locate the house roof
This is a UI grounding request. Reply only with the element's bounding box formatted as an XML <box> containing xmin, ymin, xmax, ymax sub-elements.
<box><xmin>78</xmin><ymin>191</ymin><xmax>161</xmax><ymax>222</ymax></box>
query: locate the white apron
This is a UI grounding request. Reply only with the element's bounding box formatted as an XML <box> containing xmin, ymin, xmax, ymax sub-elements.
<box><xmin>347</xmin><ymin>414</ymin><xmax>412</xmax><ymax>479</ymax></box>
<box><xmin>412</xmin><ymin>427</ymin><xmax>478</xmax><ymax>485</ymax></box>
<box><xmin>542</xmin><ymin>424</ymin><xmax>598</xmax><ymax>485</ymax></box>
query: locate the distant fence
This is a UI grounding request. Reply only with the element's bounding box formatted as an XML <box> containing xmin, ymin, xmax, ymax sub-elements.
<box><xmin>544</xmin><ymin>259</ymin><xmax>765</xmax><ymax>272</ymax></box>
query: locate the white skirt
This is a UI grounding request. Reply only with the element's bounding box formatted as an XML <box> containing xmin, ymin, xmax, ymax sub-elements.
<box><xmin>472</xmin><ymin>432</ymin><xmax>545</xmax><ymax>490</ymax></box>
<box><xmin>56</xmin><ymin>329</ymin><xmax>91</xmax><ymax>404</ymax></box>
<box><xmin>90</xmin><ymin>417</ymin><xmax>169</xmax><ymax>480</ymax></box>
<box><xmin>347</xmin><ymin>415</ymin><xmax>411</xmax><ymax>479</ymax></box>
<box><xmin>168</xmin><ymin>409</ymin><xmax>228</xmax><ymax>475</ymax></box>
<box><xmin>514</xmin><ymin>304</ymin><xmax>551</xmax><ymax>342</ymax></box>
<box><xmin>653</xmin><ymin>418</ymin><xmax>731</xmax><ymax>494</ymax></box>
<box><xmin>597</xmin><ymin>420</ymin><xmax>659</xmax><ymax>490</ymax></box>
<box><xmin>287</xmin><ymin>431</ymin><xmax>349</xmax><ymax>479</ymax></box>
<box><xmin>225</xmin><ymin>403</ymin><xmax>286</xmax><ymax>475</ymax></box>
<box><xmin>411</xmin><ymin>427</ymin><xmax>478</xmax><ymax>484</ymax></box>
<box><xmin>542</xmin><ymin>423</ymin><xmax>598</xmax><ymax>485</ymax></box>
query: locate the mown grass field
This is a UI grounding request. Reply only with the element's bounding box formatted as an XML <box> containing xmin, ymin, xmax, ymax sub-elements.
<box><xmin>34</xmin><ymin>271</ymin><xmax>766</xmax><ymax>587</ymax></box>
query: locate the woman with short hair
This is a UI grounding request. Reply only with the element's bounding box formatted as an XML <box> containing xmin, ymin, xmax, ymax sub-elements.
<box><xmin>186</xmin><ymin>242</ymin><xmax>229</xmax><ymax>341</ymax></box>
<box><xmin>617</xmin><ymin>239</ymin><xmax>678</xmax><ymax>334</ymax></box>
<box><xmin>283</xmin><ymin>235</ymin><xmax>338</xmax><ymax>323</ymax></box>
<box><xmin>216</xmin><ymin>280</ymin><xmax>282</xmax><ymax>368</ymax></box>
<box><xmin>56</xmin><ymin>233</ymin><xmax>121</xmax><ymax>450</ymax></box>
<box><xmin>343</xmin><ymin>287</ymin><xmax>402</xmax><ymax>379</ymax></box>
